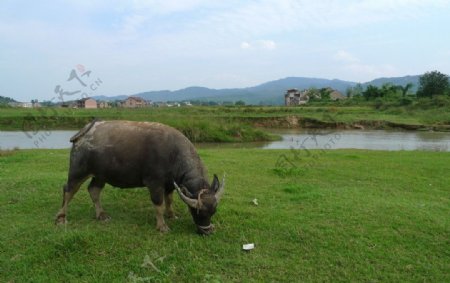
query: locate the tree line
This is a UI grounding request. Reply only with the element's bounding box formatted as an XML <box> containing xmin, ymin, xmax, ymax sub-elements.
<box><xmin>346</xmin><ymin>71</ymin><xmax>449</xmax><ymax>101</ymax></box>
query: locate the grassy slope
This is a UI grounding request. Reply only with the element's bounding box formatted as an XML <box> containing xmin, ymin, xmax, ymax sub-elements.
<box><xmin>1</xmin><ymin>149</ymin><xmax>449</xmax><ymax>282</ymax></box>
<box><xmin>1</xmin><ymin>105</ymin><xmax>449</xmax><ymax>132</ymax></box>
<box><xmin>0</xmin><ymin>107</ymin><xmax>276</xmax><ymax>143</ymax></box>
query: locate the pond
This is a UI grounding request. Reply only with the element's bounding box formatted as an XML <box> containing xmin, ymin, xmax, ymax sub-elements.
<box><xmin>1</xmin><ymin>129</ymin><xmax>450</xmax><ymax>151</ymax></box>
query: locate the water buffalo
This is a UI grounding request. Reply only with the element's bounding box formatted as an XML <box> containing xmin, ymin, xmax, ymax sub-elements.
<box><xmin>55</xmin><ymin>120</ymin><xmax>224</xmax><ymax>234</ymax></box>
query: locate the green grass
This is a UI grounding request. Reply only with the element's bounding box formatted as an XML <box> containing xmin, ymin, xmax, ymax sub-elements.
<box><xmin>1</xmin><ymin>104</ymin><xmax>450</xmax><ymax>137</ymax></box>
<box><xmin>0</xmin><ymin>107</ymin><xmax>277</xmax><ymax>142</ymax></box>
<box><xmin>1</xmin><ymin>148</ymin><xmax>449</xmax><ymax>282</ymax></box>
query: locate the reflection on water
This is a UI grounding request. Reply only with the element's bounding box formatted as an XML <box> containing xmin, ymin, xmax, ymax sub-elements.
<box><xmin>414</xmin><ymin>131</ymin><xmax>450</xmax><ymax>141</ymax></box>
<box><xmin>262</xmin><ymin>129</ymin><xmax>450</xmax><ymax>151</ymax></box>
<box><xmin>1</xmin><ymin>129</ymin><xmax>450</xmax><ymax>151</ymax></box>
<box><xmin>0</xmin><ymin>131</ymin><xmax>77</xmax><ymax>150</ymax></box>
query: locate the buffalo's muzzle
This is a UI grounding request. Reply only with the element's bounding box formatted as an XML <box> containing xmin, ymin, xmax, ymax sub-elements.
<box><xmin>197</xmin><ymin>224</ymin><xmax>215</xmax><ymax>235</ymax></box>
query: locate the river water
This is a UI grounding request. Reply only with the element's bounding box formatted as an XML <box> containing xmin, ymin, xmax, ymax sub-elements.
<box><xmin>262</xmin><ymin>129</ymin><xmax>450</xmax><ymax>151</ymax></box>
<box><xmin>1</xmin><ymin>129</ymin><xmax>450</xmax><ymax>151</ymax></box>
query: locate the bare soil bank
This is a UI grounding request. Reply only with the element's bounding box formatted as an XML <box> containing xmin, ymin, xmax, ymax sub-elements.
<box><xmin>247</xmin><ymin>116</ymin><xmax>450</xmax><ymax>132</ymax></box>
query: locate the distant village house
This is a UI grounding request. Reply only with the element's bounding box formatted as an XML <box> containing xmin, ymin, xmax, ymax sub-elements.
<box><xmin>327</xmin><ymin>88</ymin><xmax>346</xmax><ymax>101</ymax></box>
<box><xmin>285</xmin><ymin>87</ymin><xmax>345</xmax><ymax>106</ymax></box>
<box><xmin>284</xmin><ymin>89</ymin><xmax>310</xmax><ymax>106</ymax></box>
<box><xmin>76</xmin><ymin>98</ymin><xmax>97</xmax><ymax>109</ymax></box>
<box><xmin>121</xmin><ymin>96</ymin><xmax>150</xmax><ymax>108</ymax></box>
<box><xmin>8</xmin><ymin>101</ymin><xmax>40</xmax><ymax>108</ymax></box>
<box><xmin>97</xmin><ymin>101</ymin><xmax>110</xmax><ymax>108</ymax></box>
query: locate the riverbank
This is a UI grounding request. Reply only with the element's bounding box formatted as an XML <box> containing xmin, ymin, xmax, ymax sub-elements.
<box><xmin>246</xmin><ymin>115</ymin><xmax>450</xmax><ymax>131</ymax></box>
<box><xmin>1</xmin><ymin>148</ymin><xmax>449</xmax><ymax>282</ymax></box>
<box><xmin>0</xmin><ymin>107</ymin><xmax>277</xmax><ymax>142</ymax></box>
<box><xmin>0</xmin><ymin>105</ymin><xmax>449</xmax><ymax>142</ymax></box>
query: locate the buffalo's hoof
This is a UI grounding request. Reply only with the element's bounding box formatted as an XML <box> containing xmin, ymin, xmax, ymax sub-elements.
<box><xmin>96</xmin><ymin>212</ymin><xmax>111</xmax><ymax>222</ymax></box>
<box><xmin>55</xmin><ymin>216</ymin><xmax>67</xmax><ymax>225</ymax></box>
<box><xmin>157</xmin><ymin>224</ymin><xmax>170</xmax><ymax>233</ymax></box>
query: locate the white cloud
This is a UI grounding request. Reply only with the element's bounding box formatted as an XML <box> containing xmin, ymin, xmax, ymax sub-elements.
<box><xmin>240</xmin><ymin>41</ymin><xmax>251</xmax><ymax>49</ymax></box>
<box><xmin>200</xmin><ymin>0</ymin><xmax>449</xmax><ymax>37</ymax></box>
<box><xmin>258</xmin><ymin>40</ymin><xmax>276</xmax><ymax>50</ymax></box>
<box><xmin>334</xmin><ymin>50</ymin><xmax>359</xmax><ymax>63</ymax></box>
<box><xmin>240</xmin><ymin>40</ymin><xmax>276</xmax><ymax>50</ymax></box>
<box><xmin>119</xmin><ymin>14</ymin><xmax>147</xmax><ymax>39</ymax></box>
<box><xmin>333</xmin><ymin>50</ymin><xmax>399</xmax><ymax>80</ymax></box>
<box><xmin>131</xmin><ymin>0</ymin><xmax>207</xmax><ymax>15</ymax></box>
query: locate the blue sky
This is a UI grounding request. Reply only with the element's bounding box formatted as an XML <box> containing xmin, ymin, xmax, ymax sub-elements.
<box><xmin>1</xmin><ymin>0</ymin><xmax>450</xmax><ymax>102</ymax></box>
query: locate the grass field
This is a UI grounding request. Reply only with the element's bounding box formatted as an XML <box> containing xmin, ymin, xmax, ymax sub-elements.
<box><xmin>1</xmin><ymin>105</ymin><xmax>450</xmax><ymax>138</ymax></box>
<box><xmin>1</xmin><ymin>148</ymin><xmax>449</xmax><ymax>282</ymax></box>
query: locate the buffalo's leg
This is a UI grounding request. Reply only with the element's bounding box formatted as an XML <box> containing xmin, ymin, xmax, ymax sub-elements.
<box><xmin>148</xmin><ymin>187</ymin><xmax>169</xmax><ymax>232</ymax></box>
<box><xmin>164</xmin><ymin>190</ymin><xmax>177</xmax><ymax>219</ymax></box>
<box><xmin>87</xmin><ymin>177</ymin><xmax>109</xmax><ymax>221</ymax></box>
<box><xmin>155</xmin><ymin>204</ymin><xmax>169</xmax><ymax>232</ymax></box>
<box><xmin>55</xmin><ymin>177</ymin><xmax>87</xmax><ymax>224</ymax></box>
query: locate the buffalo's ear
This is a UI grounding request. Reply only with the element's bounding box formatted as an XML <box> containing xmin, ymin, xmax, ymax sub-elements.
<box><xmin>211</xmin><ymin>174</ymin><xmax>220</xmax><ymax>192</ymax></box>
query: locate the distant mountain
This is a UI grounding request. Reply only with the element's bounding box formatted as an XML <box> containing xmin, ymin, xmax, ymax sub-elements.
<box><xmin>204</xmin><ymin>77</ymin><xmax>357</xmax><ymax>105</ymax></box>
<box><xmin>363</xmin><ymin>75</ymin><xmax>420</xmax><ymax>91</ymax></box>
<box><xmin>91</xmin><ymin>95</ymin><xmax>128</xmax><ymax>101</ymax></box>
<box><xmin>135</xmin><ymin>77</ymin><xmax>355</xmax><ymax>105</ymax></box>
<box><xmin>93</xmin><ymin>75</ymin><xmax>420</xmax><ymax>105</ymax></box>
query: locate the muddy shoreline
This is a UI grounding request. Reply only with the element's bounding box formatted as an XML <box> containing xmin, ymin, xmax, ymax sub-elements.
<box><xmin>247</xmin><ymin>116</ymin><xmax>450</xmax><ymax>132</ymax></box>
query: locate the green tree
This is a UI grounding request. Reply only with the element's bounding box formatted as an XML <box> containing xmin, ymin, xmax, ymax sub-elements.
<box><xmin>319</xmin><ymin>88</ymin><xmax>332</xmax><ymax>100</ymax></box>
<box><xmin>0</xmin><ymin>95</ymin><xmax>16</xmax><ymax>104</ymax></box>
<box><xmin>380</xmin><ymin>83</ymin><xmax>398</xmax><ymax>98</ymax></box>
<box><xmin>417</xmin><ymin>71</ymin><xmax>449</xmax><ymax>98</ymax></box>
<box><xmin>346</xmin><ymin>83</ymin><xmax>363</xmax><ymax>98</ymax></box>
<box><xmin>362</xmin><ymin>85</ymin><xmax>381</xmax><ymax>100</ymax></box>
<box><xmin>306</xmin><ymin>87</ymin><xmax>321</xmax><ymax>101</ymax></box>
<box><xmin>396</xmin><ymin>83</ymin><xmax>414</xmax><ymax>97</ymax></box>
<box><xmin>235</xmin><ymin>100</ymin><xmax>246</xmax><ymax>106</ymax></box>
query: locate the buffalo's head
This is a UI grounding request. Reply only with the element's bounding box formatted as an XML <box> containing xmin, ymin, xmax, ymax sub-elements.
<box><xmin>174</xmin><ymin>174</ymin><xmax>225</xmax><ymax>235</ymax></box>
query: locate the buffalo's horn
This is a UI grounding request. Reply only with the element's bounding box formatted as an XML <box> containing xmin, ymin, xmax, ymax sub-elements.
<box><xmin>215</xmin><ymin>173</ymin><xmax>225</xmax><ymax>202</ymax></box>
<box><xmin>182</xmin><ymin>186</ymin><xmax>194</xmax><ymax>198</ymax></box>
<box><xmin>174</xmin><ymin>182</ymin><xmax>199</xmax><ymax>209</ymax></box>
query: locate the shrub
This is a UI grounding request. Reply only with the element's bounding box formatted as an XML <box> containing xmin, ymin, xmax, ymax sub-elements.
<box><xmin>398</xmin><ymin>97</ymin><xmax>413</xmax><ymax>106</ymax></box>
<box><xmin>374</xmin><ymin>98</ymin><xmax>385</xmax><ymax>109</ymax></box>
